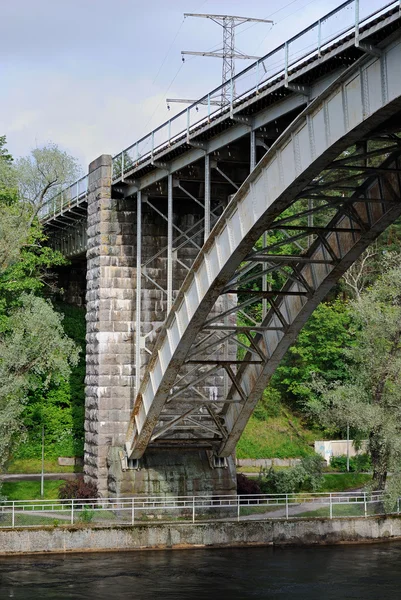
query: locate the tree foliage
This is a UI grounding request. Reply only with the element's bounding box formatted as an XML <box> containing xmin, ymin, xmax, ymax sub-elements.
<box><xmin>307</xmin><ymin>257</ymin><xmax>401</xmax><ymax>498</ymax></box>
<box><xmin>0</xmin><ymin>137</ymin><xmax>81</xmax><ymax>474</ymax></box>
<box><xmin>16</xmin><ymin>143</ymin><xmax>81</xmax><ymax>212</ymax></box>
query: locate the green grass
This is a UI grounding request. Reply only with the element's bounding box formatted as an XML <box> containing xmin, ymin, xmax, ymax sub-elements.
<box><xmin>296</xmin><ymin>504</ymin><xmax>365</xmax><ymax>518</ymax></box>
<box><xmin>5</xmin><ymin>458</ymin><xmax>82</xmax><ymax>474</ymax></box>
<box><xmin>319</xmin><ymin>473</ymin><xmax>371</xmax><ymax>492</ymax></box>
<box><xmin>237</xmin><ymin>412</ymin><xmax>324</xmax><ymax>459</ymax></box>
<box><xmin>1</xmin><ymin>480</ymin><xmax>64</xmax><ymax>500</ymax></box>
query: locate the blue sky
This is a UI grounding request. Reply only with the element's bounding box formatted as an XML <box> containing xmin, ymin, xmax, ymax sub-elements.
<box><xmin>0</xmin><ymin>0</ymin><xmax>387</xmax><ymax>170</ymax></box>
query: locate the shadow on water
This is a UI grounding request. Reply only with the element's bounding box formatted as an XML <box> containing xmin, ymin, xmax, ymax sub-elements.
<box><xmin>0</xmin><ymin>543</ymin><xmax>400</xmax><ymax>599</ymax></box>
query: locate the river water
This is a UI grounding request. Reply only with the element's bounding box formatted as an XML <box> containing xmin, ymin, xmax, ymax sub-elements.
<box><xmin>1</xmin><ymin>543</ymin><xmax>400</xmax><ymax>599</ymax></box>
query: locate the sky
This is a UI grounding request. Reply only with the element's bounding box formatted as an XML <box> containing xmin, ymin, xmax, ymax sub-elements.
<box><xmin>0</xmin><ymin>0</ymin><xmax>389</xmax><ymax>172</ymax></box>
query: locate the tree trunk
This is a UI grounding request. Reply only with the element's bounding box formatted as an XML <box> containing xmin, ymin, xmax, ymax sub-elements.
<box><xmin>369</xmin><ymin>431</ymin><xmax>389</xmax><ymax>491</ymax></box>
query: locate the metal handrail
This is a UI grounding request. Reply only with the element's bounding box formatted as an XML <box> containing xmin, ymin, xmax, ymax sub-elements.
<box><xmin>40</xmin><ymin>0</ymin><xmax>399</xmax><ymax>222</ymax></box>
<box><xmin>0</xmin><ymin>490</ymin><xmax>396</xmax><ymax>528</ymax></box>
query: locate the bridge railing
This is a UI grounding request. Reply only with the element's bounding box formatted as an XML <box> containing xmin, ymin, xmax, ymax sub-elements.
<box><xmin>0</xmin><ymin>490</ymin><xmax>398</xmax><ymax>527</ymax></box>
<box><xmin>39</xmin><ymin>0</ymin><xmax>398</xmax><ymax>223</ymax></box>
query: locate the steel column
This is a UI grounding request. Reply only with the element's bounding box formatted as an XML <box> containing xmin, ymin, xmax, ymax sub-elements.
<box><xmin>167</xmin><ymin>174</ymin><xmax>173</xmax><ymax>313</ymax></box>
<box><xmin>204</xmin><ymin>154</ymin><xmax>211</xmax><ymax>242</ymax></box>
<box><xmin>135</xmin><ymin>191</ymin><xmax>142</xmax><ymax>397</ymax></box>
<box><xmin>250</xmin><ymin>130</ymin><xmax>256</xmax><ymax>172</ymax></box>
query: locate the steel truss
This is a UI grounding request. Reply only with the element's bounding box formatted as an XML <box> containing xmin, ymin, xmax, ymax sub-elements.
<box><xmin>125</xmin><ymin>41</ymin><xmax>401</xmax><ymax>458</ymax></box>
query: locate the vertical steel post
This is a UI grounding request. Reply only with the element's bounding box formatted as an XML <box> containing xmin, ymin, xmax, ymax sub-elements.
<box><xmin>237</xmin><ymin>496</ymin><xmax>240</xmax><ymax>522</ymax></box>
<box><xmin>168</xmin><ymin>120</ymin><xmax>171</xmax><ymax>145</ymax></box>
<box><xmin>192</xmin><ymin>496</ymin><xmax>195</xmax><ymax>523</ymax></box>
<box><xmin>308</xmin><ymin>199</ymin><xmax>313</xmax><ymax>248</ymax></box>
<box><xmin>135</xmin><ymin>191</ymin><xmax>142</xmax><ymax>397</ymax></box>
<box><xmin>71</xmin><ymin>499</ymin><xmax>74</xmax><ymax>525</ymax></box>
<box><xmin>317</xmin><ymin>19</ymin><xmax>322</xmax><ymax>57</ymax></box>
<box><xmin>355</xmin><ymin>0</ymin><xmax>360</xmax><ymax>47</ymax></box>
<box><xmin>132</xmin><ymin>499</ymin><xmax>135</xmax><ymax>525</ymax></box>
<box><xmin>329</xmin><ymin>493</ymin><xmax>333</xmax><ymax>519</ymax></box>
<box><xmin>364</xmin><ymin>492</ymin><xmax>367</xmax><ymax>517</ymax></box>
<box><xmin>12</xmin><ymin>501</ymin><xmax>15</xmax><ymax>528</ymax></box>
<box><xmin>284</xmin><ymin>41</ymin><xmax>289</xmax><ymax>86</ymax></box>
<box><xmin>121</xmin><ymin>151</ymin><xmax>125</xmax><ymax>182</ymax></box>
<box><xmin>256</xmin><ymin>61</ymin><xmax>260</xmax><ymax>93</ymax></box>
<box><xmin>167</xmin><ymin>175</ymin><xmax>173</xmax><ymax>313</ymax></box>
<box><xmin>204</xmin><ymin>154</ymin><xmax>211</xmax><ymax>243</ymax></box>
<box><xmin>285</xmin><ymin>494</ymin><xmax>289</xmax><ymax>519</ymax></box>
<box><xmin>136</xmin><ymin>142</ymin><xmax>139</xmax><ymax>163</ymax></box>
<box><xmin>250</xmin><ymin>130</ymin><xmax>256</xmax><ymax>172</ymax></box>
<box><xmin>262</xmin><ymin>232</ymin><xmax>268</xmax><ymax>319</ymax></box>
<box><xmin>186</xmin><ymin>107</ymin><xmax>190</xmax><ymax>140</ymax></box>
<box><xmin>76</xmin><ymin>180</ymin><xmax>79</xmax><ymax>201</ymax></box>
<box><xmin>230</xmin><ymin>77</ymin><xmax>234</xmax><ymax>116</ymax></box>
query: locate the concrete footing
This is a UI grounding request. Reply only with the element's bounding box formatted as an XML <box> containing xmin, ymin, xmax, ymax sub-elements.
<box><xmin>1</xmin><ymin>516</ymin><xmax>401</xmax><ymax>555</ymax></box>
<box><xmin>107</xmin><ymin>447</ymin><xmax>237</xmax><ymax>497</ymax></box>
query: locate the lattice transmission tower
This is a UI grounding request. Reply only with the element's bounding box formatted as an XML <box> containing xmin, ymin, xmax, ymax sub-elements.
<box><xmin>167</xmin><ymin>13</ymin><xmax>273</xmax><ymax>108</ymax></box>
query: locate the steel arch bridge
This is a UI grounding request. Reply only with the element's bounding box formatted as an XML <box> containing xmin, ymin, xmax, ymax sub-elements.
<box><xmin>126</xmin><ymin>32</ymin><xmax>401</xmax><ymax>460</ymax></box>
<box><xmin>40</xmin><ymin>1</ymin><xmax>401</xmax><ymax>490</ymax></box>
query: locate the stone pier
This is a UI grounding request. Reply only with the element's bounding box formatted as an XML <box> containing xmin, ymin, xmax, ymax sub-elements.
<box><xmin>84</xmin><ymin>155</ymin><xmax>236</xmax><ymax>497</ymax></box>
<box><xmin>85</xmin><ymin>155</ymin><xmax>136</xmax><ymax>495</ymax></box>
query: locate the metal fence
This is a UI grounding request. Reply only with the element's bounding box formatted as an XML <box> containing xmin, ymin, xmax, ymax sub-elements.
<box><xmin>0</xmin><ymin>491</ymin><xmax>398</xmax><ymax>529</ymax></box>
<box><xmin>39</xmin><ymin>0</ymin><xmax>400</xmax><ymax>223</ymax></box>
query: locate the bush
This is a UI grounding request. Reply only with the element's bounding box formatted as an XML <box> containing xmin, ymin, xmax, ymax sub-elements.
<box><xmin>253</xmin><ymin>388</ymin><xmax>282</xmax><ymax>420</ymax></box>
<box><xmin>78</xmin><ymin>506</ymin><xmax>95</xmax><ymax>523</ymax></box>
<box><xmin>237</xmin><ymin>473</ymin><xmax>261</xmax><ymax>495</ymax></box>
<box><xmin>58</xmin><ymin>478</ymin><xmax>98</xmax><ymax>500</ymax></box>
<box><xmin>259</xmin><ymin>454</ymin><xmax>324</xmax><ymax>494</ymax></box>
<box><xmin>330</xmin><ymin>454</ymin><xmax>371</xmax><ymax>473</ymax></box>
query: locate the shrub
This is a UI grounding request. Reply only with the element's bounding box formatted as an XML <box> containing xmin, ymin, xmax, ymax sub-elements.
<box><xmin>259</xmin><ymin>454</ymin><xmax>324</xmax><ymax>494</ymax></box>
<box><xmin>78</xmin><ymin>506</ymin><xmax>95</xmax><ymax>524</ymax></box>
<box><xmin>330</xmin><ymin>454</ymin><xmax>371</xmax><ymax>473</ymax></box>
<box><xmin>253</xmin><ymin>388</ymin><xmax>282</xmax><ymax>420</ymax></box>
<box><xmin>58</xmin><ymin>478</ymin><xmax>98</xmax><ymax>500</ymax></box>
<box><xmin>237</xmin><ymin>473</ymin><xmax>261</xmax><ymax>495</ymax></box>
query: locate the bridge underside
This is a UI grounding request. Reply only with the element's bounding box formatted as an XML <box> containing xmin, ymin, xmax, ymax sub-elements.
<box><xmin>42</xmin><ymin>5</ymin><xmax>401</xmax><ymax>497</ymax></box>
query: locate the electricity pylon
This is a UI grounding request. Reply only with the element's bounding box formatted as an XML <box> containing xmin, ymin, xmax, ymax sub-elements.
<box><xmin>167</xmin><ymin>13</ymin><xmax>273</xmax><ymax>109</ymax></box>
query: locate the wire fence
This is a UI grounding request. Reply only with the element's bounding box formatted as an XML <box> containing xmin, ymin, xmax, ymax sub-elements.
<box><xmin>38</xmin><ymin>0</ymin><xmax>400</xmax><ymax>223</ymax></box>
<box><xmin>0</xmin><ymin>491</ymin><xmax>398</xmax><ymax>529</ymax></box>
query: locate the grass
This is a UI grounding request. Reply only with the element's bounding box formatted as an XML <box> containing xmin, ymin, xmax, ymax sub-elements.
<box><xmin>319</xmin><ymin>473</ymin><xmax>371</xmax><ymax>492</ymax></box>
<box><xmin>1</xmin><ymin>480</ymin><xmax>64</xmax><ymax>500</ymax></box>
<box><xmin>296</xmin><ymin>504</ymin><xmax>365</xmax><ymax>518</ymax></box>
<box><xmin>237</xmin><ymin>411</ymin><xmax>324</xmax><ymax>459</ymax></box>
<box><xmin>5</xmin><ymin>458</ymin><xmax>82</xmax><ymax>474</ymax></box>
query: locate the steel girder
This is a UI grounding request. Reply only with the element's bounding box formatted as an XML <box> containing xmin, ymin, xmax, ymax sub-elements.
<box><xmin>125</xmin><ymin>38</ymin><xmax>401</xmax><ymax>459</ymax></box>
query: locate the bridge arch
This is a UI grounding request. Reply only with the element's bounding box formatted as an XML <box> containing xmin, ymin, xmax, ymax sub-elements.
<box><xmin>126</xmin><ymin>39</ymin><xmax>401</xmax><ymax>460</ymax></box>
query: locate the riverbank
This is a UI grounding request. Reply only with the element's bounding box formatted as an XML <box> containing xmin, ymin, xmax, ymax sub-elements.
<box><xmin>1</xmin><ymin>515</ymin><xmax>401</xmax><ymax>555</ymax></box>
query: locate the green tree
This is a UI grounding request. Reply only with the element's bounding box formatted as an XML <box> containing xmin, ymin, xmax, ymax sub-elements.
<box><xmin>0</xmin><ymin>137</ymin><xmax>81</xmax><ymax>474</ymax></box>
<box><xmin>15</xmin><ymin>143</ymin><xmax>81</xmax><ymax>214</ymax></box>
<box><xmin>272</xmin><ymin>299</ymin><xmax>354</xmax><ymax>409</ymax></box>
<box><xmin>307</xmin><ymin>257</ymin><xmax>401</xmax><ymax>496</ymax></box>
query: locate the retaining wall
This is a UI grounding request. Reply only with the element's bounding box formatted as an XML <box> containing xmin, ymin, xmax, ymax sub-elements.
<box><xmin>1</xmin><ymin>516</ymin><xmax>401</xmax><ymax>555</ymax></box>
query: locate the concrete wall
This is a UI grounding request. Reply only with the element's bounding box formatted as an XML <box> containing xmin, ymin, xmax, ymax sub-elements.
<box><xmin>315</xmin><ymin>440</ymin><xmax>368</xmax><ymax>464</ymax></box>
<box><xmin>1</xmin><ymin>516</ymin><xmax>401</xmax><ymax>555</ymax></box>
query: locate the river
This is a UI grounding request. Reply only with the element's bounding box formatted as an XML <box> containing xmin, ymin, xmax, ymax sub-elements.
<box><xmin>1</xmin><ymin>543</ymin><xmax>400</xmax><ymax>599</ymax></box>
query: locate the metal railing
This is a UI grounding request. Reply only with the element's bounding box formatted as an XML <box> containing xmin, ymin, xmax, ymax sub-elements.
<box><xmin>0</xmin><ymin>491</ymin><xmax>398</xmax><ymax>528</ymax></box>
<box><xmin>39</xmin><ymin>0</ymin><xmax>399</xmax><ymax>224</ymax></box>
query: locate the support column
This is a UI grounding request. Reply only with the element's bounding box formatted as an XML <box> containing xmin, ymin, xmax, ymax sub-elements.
<box><xmin>85</xmin><ymin>155</ymin><xmax>136</xmax><ymax>496</ymax></box>
<box><xmin>204</xmin><ymin>154</ymin><xmax>211</xmax><ymax>242</ymax></box>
